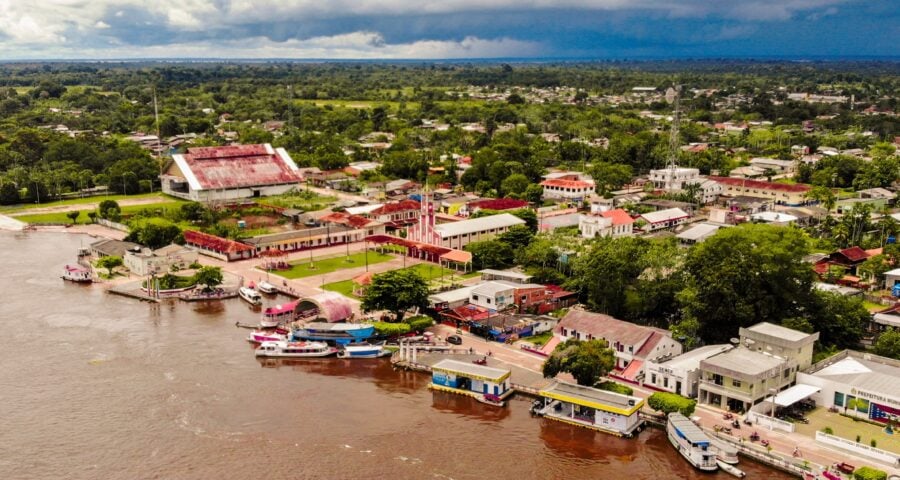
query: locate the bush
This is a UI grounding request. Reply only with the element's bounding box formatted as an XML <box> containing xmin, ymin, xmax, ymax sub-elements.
<box><xmin>372</xmin><ymin>322</ymin><xmax>411</xmax><ymax>337</ymax></box>
<box><xmin>647</xmin><ymin>392</ymin><xmax>697</xmax><ymax>417</ymax></box>
<box><xmin>596</xmin><ymin>381</ymin><xmax>634</xmax><ymax>396</ymax></box>
<box><xmin>870</xmin><ymin>439</ymin><xmax>877</xmax><ymax>448</ymax></box>
<box><xmin>823</xmin><ymin>426</ymin><xmax>834</xmax><ymax>435</ymax></box>
<box><xmin>856</xmin><ymin>434</ymin><xmax>861</xmax><ymax>443</ymax></box>
<box><xmin>406</xmin><ymin>315</ymin><xmax>433</xmax><ymax>332</ymax></box>
<box><xmin>853</xmin><ymin>466</ymin><xmax>887</xmax><ymax>480</ymax></box>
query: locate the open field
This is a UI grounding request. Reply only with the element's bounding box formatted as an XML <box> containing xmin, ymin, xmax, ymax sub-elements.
<box><xmin>15</xmin><ymin>200</ymin><xmax>187</xmax><ymax>224</ymax></box>
<box><xmin>0</xmin><ymin>192</ymin><xmax>167</xmax><ymax>214</ymax></box>
<box><xmin>796</xmin><ymin>407</ymin><xmax>900</xmax><ymax>455</ymax></box>
<box><xmin>279</xmin><ymin>251</ymin><xmax>394</xmax><ymax>279</ymax></box>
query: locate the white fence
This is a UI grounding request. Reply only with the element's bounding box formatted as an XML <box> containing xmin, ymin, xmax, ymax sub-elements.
<box><xmin>815</xmin><ymin>431</ymin><xmax>900</xmax><ymax>466</ymax></box>
<box><xmin>749</xmin><ymin>411</ymin><xmax>796</xmax><ymax>433</ymax></box>
<box><xmin>97</xmin><ymin>218</ymin><xmax>129</xmax><ymax>232</ymax></box>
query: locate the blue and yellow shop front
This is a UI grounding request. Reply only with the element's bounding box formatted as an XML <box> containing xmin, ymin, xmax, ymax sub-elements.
<box><xmin>430</xmin><ymin>359</ymin><xmax>513</xmax><ymax>405</ymax></box>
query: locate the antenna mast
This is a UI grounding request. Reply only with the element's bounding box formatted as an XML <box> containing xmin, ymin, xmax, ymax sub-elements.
<box><xmin>666</xmin><ymin>85</ymin><xmax>681</xmax><ymax>189</ymax></box>
<box><xmin>153</xmin><ymin>87</ymin><xmax>162</xmax><ymax>174</ymax></box>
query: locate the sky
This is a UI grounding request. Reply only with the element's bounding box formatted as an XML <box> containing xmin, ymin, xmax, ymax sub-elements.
<box><xmin>0</xmin><ymin>0</ymin><xmax>896</xmax><ymax>60</ymax></box>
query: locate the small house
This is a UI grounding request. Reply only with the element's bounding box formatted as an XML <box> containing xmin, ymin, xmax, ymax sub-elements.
<box><xmin>430</xmin><ymin>359</ymin><xmax>512</xmax><ymax>404</ymax></box>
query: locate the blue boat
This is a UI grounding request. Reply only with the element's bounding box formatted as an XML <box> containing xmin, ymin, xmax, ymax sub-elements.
<box><xmin>337</xmin><ymin>342</ymin><xmax>389</xmax><ymax>359</ymax></box>
<box><xmin>291</xmin><ymin>322</ymin><xmax>375</xmax><ymax>345</ymax></box>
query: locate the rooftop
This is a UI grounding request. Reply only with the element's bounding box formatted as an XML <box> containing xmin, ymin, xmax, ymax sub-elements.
<box><xmin>540</xmin><ymin>380</ymin><xmax>643</xmax><ymax>415</ymax></box>
<box><xmin>675</xmin><ymin>223</ymin><xmax>720</xmax><ymax>241</ymax></box>
<box><xmin>433</xmin><ymin>213</ymin><xmax>525</xmax><ymax>238</ymax></box>
<box><xmin>171</xmin><ymin>144</ymin><xmax>300</xmax><ymax>191</ymax></box>
<box><xmin>428</xmin><ymin>285</ymin><xmax>478</xmax><ymax>304</ymax></box>
<box><xmin>742</xmin><ymin>322</ymin><xmax>819</xmax><ymax>344</ymax></box>
<box><xmin>669</xmin><ymin>412</ymin><xmax>711</xmax><ymax>445</ymax></box>
<box><xmin>600</xmin><ymin>208</ymin><xmax>634</xmax><ymax>225</ymax></box>
<box><xmin>432</xmin><ymin>359</ymin><xmax>511</xmax><ymax>383</ymax></box>
<box><xmin>701</xmin><ymin>347</ymin><xmax>786</xmax><ymax>378</ymax></box>
<box><xmin>641</xmin><ymin>207</ymin><xmax>689</xmax><ymax>224</ymax></box>
<box><xmin>656</xmin><ymin>344</ymin><xmax>734</xmax><ymax>371</ymax></box>
<box><xmin>806</xmin><ymin>350</ymin><xmax>900</xmax><ymax>401</ymax></box>
<box><xmin>540</xmin><ymin>178</ymin><xmax>594</xmax><ymax>189</ymax></box>
<box><xmin>555</xmin><ymin>308</ymin><xmax>670</xmax><ymax>348</ymax></box>
<box><xmin>710</xmin><ymin>176</ymin><xmax>812</xmax><ymax>193</ymax></box>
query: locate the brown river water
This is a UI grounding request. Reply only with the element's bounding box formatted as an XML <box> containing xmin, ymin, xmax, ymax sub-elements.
<box><xmin>0</xmin><ymin>232</ymin><xmax>796</xmax><ymax>480</ymax></box>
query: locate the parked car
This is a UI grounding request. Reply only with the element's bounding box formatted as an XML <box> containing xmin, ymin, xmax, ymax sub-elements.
<box><xmin>447</xmin><ymin>335</ymin><xmax>463</xmax><ymax>345</ymax></box>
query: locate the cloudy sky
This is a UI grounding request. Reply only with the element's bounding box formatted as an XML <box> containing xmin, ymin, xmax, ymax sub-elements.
<box><xmin>0</xmin><ymin>0</ymin><xmax>895</xmax><ymax>60</ymax></box>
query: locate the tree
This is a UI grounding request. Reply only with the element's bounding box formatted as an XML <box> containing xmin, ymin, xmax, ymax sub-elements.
<box><xmin>0</xmin><ymin>182</ymin><xmax>19</xmax><ymax>204</ymax></box>
<box><xmin>647</xmin><ymin>392</ymin><xmax>697</xmax><ymax>417</ymax></box>
<box><xmin>590</xmin><ymin>162</ymin><xmax>633</xmax><ymax>195</ymax></box>
<box><xmin>853</xmin><ymin>466</ymin><xmax>888</xmax><ymax>480</ymax></box>
<box><xmin>809</xmin><ymin>291</ymin><xmax>869</xmax><ymax>349</ymax></box>
<box><xmin>567</xmin><ymin>236</ymin><xmax>650</xmax><ymax>317</ymax></box>
<box><xmin>95</xmin><ymin>255</ymin><xmax>123</xmax><ymax>276</ymax></box>
<box><xmin>500</xmin><ymin>173</ymin><xmax>530</xmax><ymax>197</ymax></box>
<box><xmin>497</xmin><ymin>224</ymin><xmax>534</xmax><ymax>251</ymax></box>
<box><xmin>465</xmin><ymin>240</ymin><xmax>514</xmax><ymax>270</ymax></box>
<box><xmin>542</xmin><ymin>338</ymin><xmax>616</xmax><ymax>386</ymax></box>
<box><xmin>524</xmin><ymin>183</ymin><xmax>544</xmax><ymax>204</ymax></box>
<box><xmin>98</xmin><ymin>199</ymin><xmax>120</xmax><ymax>220</ymax></box>
<box><xmin>87</xmin><ymin>211</ymin><xmax>97</xmax><ymax>223</ymax></box>
<box><xmin>805</xmin><ymin>186</ymin><xmax>836</xmax><ymax>211</ymax></box>
<box><xmin>66</xmin><ymin>211</ymin><xmax>80</xmax><ymax>224</ymax></box>
<box><xmin>125</xmin><ymin>218</ymin><xmax>182</xmax><ymax>250</ymax></box>
<box><xmin>873</xmin><ymin>328</ymin><xmax>900</xmax><ymax>360</ymax></box>
<box><xmin>679</xmin><ymin>224</ymin><xmax>813</xmax><ymax>343</ymax></box>
<box><xmin>191</xmin><ymin>266</ymin><xmax>223</xmax><ymax>291</ymax></box>
<box><xmin>361</xmin><ymin>269</ymin><xmax>429</xmax><ymax>322</ymax></box>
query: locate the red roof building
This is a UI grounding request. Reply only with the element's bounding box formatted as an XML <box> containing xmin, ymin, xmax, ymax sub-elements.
<box><xmin>601</xmin><ymin>208</ymin><xmax>635</xmax><ymax>226</ymax></box>
<box><xmin>369</xmin><ymin>199</ymin><xmax>421</xmax><ymax>227</ymax></box>
<box><xmin>468</xmin><ymin>198</ymin><xmax>529</xmax><ymax>212</ymax></box>
<box><xmin>161</xmin><ymin>144</ymin><xmax>301</xmax><ymax>201</ymax></box>
<box><xmin>319</xmin><ymin>212</ymin><xmax>380</xmax><ymax>229</ymax></box>
<box><xmin>709</xmin><ymin>176</ymin><xmax>811</xmax><ymax>206</ymax></box>
<box><xmin>183</xmin><ymin>230</ymin><xmax>255</xmax><ymax>262</ymax></box>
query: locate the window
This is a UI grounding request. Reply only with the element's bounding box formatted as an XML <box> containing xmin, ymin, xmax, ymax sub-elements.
<box><xmin>663</xmin><ymin>377</ymin><xmax>669</xmax><ymax>388</ymax></box>
<box><xmin>732</xmin><ymin>379</ymin><xmax>742</xmax><ymax>388</ymax></box>
<box><xmin>833</xmin><ymin>391</ymin><xmax>845</xmax><ymax>408</ymax></box>
<box><xmin>711</xmin><ymin>374</ymin><xmax>724</xmax><ymax>386</ymax></box>
<box><xmin>651</xmin><ymin>373</ymin><xmax>657</xmax><ymax>384</ymax></box>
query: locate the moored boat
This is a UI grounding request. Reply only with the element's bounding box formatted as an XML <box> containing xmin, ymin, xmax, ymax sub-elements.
<box><xmin>258</xmin><ymin>281</ymin><xmax>278</xmax><ymax>294</ymax></box>
<box><xmin>667</xmin><ymin>412</ymin><xmax>718</xmax><ymax>471</ymax></box>
<box><xmin>62</xmin><ymin>264</ymin><xmax>92</xmax><ymax>283</ymax></box>
<box><xmin>292</xmin><ymin>322</ymin><xmax>375</xmax><ymax>345</ymax></box>
<box><xmin>255</xmin><ymin>340</ymin><xmax>339</xmax><ymax>358</ymax></box>
<box><xmin>247</xmin><ymin>330</ymin><xmax>287</xmax><ymax>344</ymax></box>
<box><xmin>716</xmin><ymin>460</ymin><xmax>746</xmax><ymax>478</ymax></box>
<box><xmin>261</xmin><ymin>302</ymin><xmax>296</xmax><ymax>327</ymax></box>
<box><xmin>337</xmin><ymin>342</ymin><xmax>389</xmax><ymax>359</ymax></box>
<box><xmin>239</xmin><ymin>286</ymin><xmax>263</xmax><ymax>306</ymax></box>
<box><xmin>710</xmin><ymin>437</ymin><xmax>740</xmax><ymax>464</ymax></box>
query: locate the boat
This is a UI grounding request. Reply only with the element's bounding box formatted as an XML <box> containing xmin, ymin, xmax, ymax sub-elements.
<box><xmin>261</xmin><ymin>302</ymin><xmax>296</xmax><ymax>328</ymax></box>
<box><xmin>337</xmin><ymin>342</ymin><xmax>389</xmax><ymax>359</ymax></box>
<box><xmin>710</xmin><ymin>437</ymin><xmax>740</xmax><ymax>464</ymax></box>
<box><xmin>258</xmin><ymin>281</ymin><xmax>278</xmax><ymax>294</ymax></box>
<box><xmin>667</xmin><ymin>412</ymin><xmax>718</xmax><ymax>471</ymax></box>
<box><xmin>717</xmin><ymin>460</ymin><xmax>746</xmax><ymax>478</ymax></box>
<box><xmin>62</xmin><ymin>264</ymin><xmax>92</xmax><ymax>283</ymax></box>
<box><xmin>239</xmin><ymin>286</ymin><xmax>263</xmax><ymax>306</ymax></box>
<box><xmin>292</xmin><ymin>322</ymin><xmax>375</xmax><ymax>345</ymax></box>
<box><xmin>255</xmin><ymin>340</ymin><xmax>339</xmax><ymax>358</ymax></box>
<box><xmin>247</xmin><ymin>330</ymin><xmax>287</xmax><ymax>344</ymax></box>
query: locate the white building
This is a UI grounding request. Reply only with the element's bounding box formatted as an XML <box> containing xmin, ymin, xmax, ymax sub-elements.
<box><xmin>649</xmin><ymin>166</ymin><xmax>701</xmax><ymax>190</ymax></box>
<box><xmin>749</xmin><ymin>158</ymin><xmax>796</xmax><ymax>174</ymax></box>
<box><xmin>123</xmin><ymin>244</ymin><xmax>199</xmax><ymax>276</ymax></box>
<box><xmin>675</xmin><ymin>223</ymin><xmax>720</xmax><ymax>245</ymax></box>
<box><xmin>644</xmin><ymin>344</ymin><xmax>734</xmax><ymax>398</ymax></box>
<box><xmin>161</xmin><ymin>144</ymin><xmax>301</xmax><ymax>202</ymax></box>
<box><xmin>578</xmin><ymin>208</ymin><xmax>635</xmax><ymax>239</ymax></box>
<box><xmin>432</xmin><ymin>213</ymin><xmax>526</xmax><ymax>249</ymax></box>
<box><xmin>640</xmin><ymin>208</ymin><xmax>690</xmax><ymax>231</ymax></box>
<box><xmin>469</xmin><ymin>281</ymin><xmax>518</xmax><ymax>311</ymax></box>
<box><xmin>540</xmin><ymin>177</ymin><xmax>595</xmax><ymax>202</ymax></box>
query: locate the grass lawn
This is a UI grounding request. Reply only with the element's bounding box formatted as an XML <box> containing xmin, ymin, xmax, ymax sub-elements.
<box><xmin>863</xmin><ymin>300</ymin><xmax>888</xmax><ymax>312</ymax></box>
<box><xmin>257</xmin><ymin>191</ymin><xmax>337</xmax><ymax>212</ymax></box>
<box><xmin>279</xmin><ymin>251</ymin><xmax>394</xmax><ymax>279</ymax></box>
<box><xmin>15</xmin><ymin>200</ymin><xmax>187</xmax><ymax>225</ymax></box>
<box><xmin>0</xmin><ymin>192</ymin><xmax>170</xmax><ymax>214</ymax></box>
<box><xmin>526</xmin><ymin>331</ymin><xmax>554</xmax><ymax>346</ymax></box>
<box><xmin>322</xmin><ymin>279</ymin><xmax>359</xmax><ymax>299</ymax></box>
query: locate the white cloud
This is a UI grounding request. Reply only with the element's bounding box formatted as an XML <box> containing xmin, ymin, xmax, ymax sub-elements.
<box><xmin>95</xmin><ymin>21</ymin><xmax>111</xmax><ymax>29</ymax></box>
<box><xmin>0</xmin><ymin>31</ymin><xmax>541</xmax><ymax>59</ymax></box>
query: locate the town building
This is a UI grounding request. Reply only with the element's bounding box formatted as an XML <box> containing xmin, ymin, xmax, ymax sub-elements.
<box><xmin>639</xmin><ymin>207</ymin><xmax>690</xmax><ymax>232</ymax></box>
<box><xmin>649</xmin><ymin>166</ymin><xmax>700</xmax><ymax>190</ymax></box>
<box><xmin>430</xmin><ymin>359</ymin><xmax>512</xmax><ymax>403</ymax></box>
<box><xmin>182</xmin><ymin>230</ymin><xmax>255</xmax><ymax>262</ymax></box>
<box><xmin>540</xmin><ymin>174</ymin><xmax>595</xmax><ymax>202</ymax></box>
<box><xmin>428</xmin><ymin>213</ymin><xmax>526</xmax><ymax>250</ymax></box>
<box><xmin>710</xmin><ymin>177</ymin><xmax>811</xmax><ymax>206</ymax></box>
<box><xmin>89</xmin><ymin>239</ymin><xmax>140</xmax><ymax>258</ymax></box>
<box><xmin>479</xmin><ymin>269</ymin><xmax>533</xmax><ymax>284</ymax></box>
<box><xmin>552</xmin><ymin>308</ymin><xmax>683</xmax><ymax>382</ymax></box>
<box><xmin>675</xmin><ymin>223</ymin><xmax>720</xmax><ymax>245</ymax></box>
<box><xmin>428</xmin><ymin>285</ymin><xmax>479</xmax><ymax>312</ymax></box>
<box><xmin>578</xmin><ymin>208</ymin><xmax>634</xmax><ymax>239</ymax></box>
<box><xmin>535</xmin><ymin>380</ymin><xmax>644</xmax><ymax>436</ymax></box>
<box><xmin>644</xmin><ymin>345</ymin><xmax>734</xmax><ymax>398</ymax></box>
<box><xmin>748</xmin><ymin>158</ymin><xmax>796</xmax><ymax>174</ymax></box>
<box><xmin>242</xmin><ymin>219</ymin><xmax>385</xmax><ymax>255</ymax></box>
<box><xmin>798</xmin><ymin>350</ymin><xmax>900</xmax><ymax>426</ymax></box>
<box><xmin>698</xmin><ymin>323</ymin><xmax>818</xmax><ymax>411</ymax></box>
<box><xmin>161</xmin><ymin>144</ymin><xmax>301</xmax><ymax>202</ymax></box>
<box><xmin>123</xmin><ymin>244</ymin><xmax>199</xmax><ymax>276</ymax></box>
<box><xmin>468</xmin><ymin>281</ymin><xmax>554</xmax><ymax>314</ymax></box>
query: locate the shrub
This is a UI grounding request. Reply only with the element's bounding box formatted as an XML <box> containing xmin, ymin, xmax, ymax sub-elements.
<box><xmin>596</xmin><ymin>381</ymin><xmax>634</xmax><ymax>396</ymax></box>
<box><xmin>856</xmin><ymin>434</ymin><xmax>861</xmax><ymax>443</ymax></box>
<box><xmin>406</xmin><ymin>315</ymin><xmax>434</xmax><ymax>332</ymax></box>
<box><xmin>372</xmin><ymin>322</ymin><xmax>411</xmax><ymax>337</ymax></box>
<box><xmin>823</xmin><ymin>426</ymin><xmax>834</xmax><ymax>435</ymax></box>
<box><xmin>853</xmin><ymin>466</ymin><xmax>887</xmax><ymax>480</ymax></box>
<box><xmin>870</xmin><ymin>439</ymin><xmax>877</xmax><ymax>448</ymax></box>
<box><xmin>647</xmin><ymin>392</ymin><xmax>697</xmax><ymax>417</ymax></box>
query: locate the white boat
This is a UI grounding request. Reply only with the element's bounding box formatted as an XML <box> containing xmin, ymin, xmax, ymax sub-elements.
<box><xmin>667</xmin><ymin>412</ymin><xmax>718</xmax><ymax>471</ymax></box>
<box><xmin>62</xmin><ymin>264</ymin><xmax>92</xmax><ymax>283</ymax></box>
<box><xmin>710</xmin><ymin>437</ymin><xmax>740</xmax><ymax>465</ymax></box>
<box><xmin>258</xmin><ymin>281</ymin><xmax>278</xmax><ymax>294</ymax></box>
<box><xmin>239</xmin><ymin>286</ymin><xmax>262</xmax><ymax>306</ymax></box>
<box><xmin>255</xmin><ymin>340</ymin><xmax>339</xmax><ymax>358</ymax></box>
<box><xmin>247</xmin><ymin>330</ymin><xmax>287</xmax><ymax>344</ymax></box>
<box><xmin>337</xmin><ymin>343</ymin><xmax>389</xmax><ymax>359</ymax></box>
<box><xmin>717</xmin><ymin>460</ymin><xmax>746</xmax><ymax>478</ymax></box>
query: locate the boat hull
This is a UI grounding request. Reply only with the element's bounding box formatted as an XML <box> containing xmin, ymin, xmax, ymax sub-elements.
<box><xmin>239</xmin><ymin>288</ymin><xmax>263</xmax><ymax>306</ymax></box>
<box><xmin>667</xmin><ymin>427</ymin><xmax>718</xmax><ymax>471</ymax></box>
<box><xmin>258</xmin><ymin>281</ymin><xmax>278</xmax><ymax>294</ymax></box>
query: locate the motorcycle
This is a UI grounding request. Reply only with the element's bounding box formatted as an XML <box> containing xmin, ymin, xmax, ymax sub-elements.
<box><xmin>749</xmin><ymin>432</ymin><xmax>760</xmax><ymax>442</ymax></box>
<box><xmin>743</xmin><ymin>418</ymin><xmax>753</xmax><ymax>426</ymax></box>
<box><xmin>723</xmin><ymin>412</ymin><xmax>734</xmax><ymax>420</ymax></box>
<box><xmin>473</xmin><ymin>357</ymin><xmax>488</xmax><ymax>366</ymax></box>
<box><xmin>732</xmin><ymin>419</ymin><xmax>741</xmax><ymax>429</ymax></box>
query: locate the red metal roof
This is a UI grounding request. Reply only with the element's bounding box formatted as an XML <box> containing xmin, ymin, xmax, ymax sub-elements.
<box><xmin>836</xmin><ymin>246</ymin><xmax>870</xmax><ymax>263</ymax></box>
<box><xmin>709</xmin><ymin>176</ymin><xmax>811</xmax><ymax>193</ymax></box>
<box><xmin>319</xmin><ymin>212</ymin><xmax>374</xmax><ymax>229</ymax></box>
<box><xmin>183</xmin><ymin>230</ymin><xmax>254</xmax><ymax>254</ymax></box>
<box><xmin>178</xmin><ymin>144</ymin><xmax>299</xmax><ymax>190</ymax></box>
<box><xmin>600</xmin><ymin>208</ymin><xmax>635</xmax><ymax>225</ymax></box>
<box><xmin>468</xmin><ymin>198</ymin><xmax>529</xmax><ymax>211</ymax></box>
<box><xmin>540</xmin><ymin>179</ymin><xmax>593</xmax><ymax>189</ymax></box>
<box><xmin>371</xmin><ymin>200</ymin><xmax>420</xmax><ymax>215</ymax></box>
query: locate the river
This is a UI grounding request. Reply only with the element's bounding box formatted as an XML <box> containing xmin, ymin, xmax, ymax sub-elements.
<box><xmin>0</xmin><ymin>232</ymin><xmax>796</xmax><ymax>480</ymax></box>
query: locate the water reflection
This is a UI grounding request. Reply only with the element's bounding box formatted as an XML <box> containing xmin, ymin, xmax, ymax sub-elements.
<box><xmin>430</xmin><ymin>390</ymin><xmax>512</xmax><ymax>422</ymax></box>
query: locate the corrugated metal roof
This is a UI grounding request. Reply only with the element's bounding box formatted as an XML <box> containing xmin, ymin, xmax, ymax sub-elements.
<box><xmin>433</xmin><ymin>213</ymin><xmax>525</xmax><ymax>238</ymax></box>
<box><xmin>176</xmin><ymin>144</ymin><xmax>300</xmax><ymax>191</ymax></box>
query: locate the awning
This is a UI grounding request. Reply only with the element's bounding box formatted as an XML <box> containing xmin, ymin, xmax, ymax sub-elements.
<box><xmin>763</xmin><ymin>384</ymin><xmax>821</xmax><ymax>407</ymax></box>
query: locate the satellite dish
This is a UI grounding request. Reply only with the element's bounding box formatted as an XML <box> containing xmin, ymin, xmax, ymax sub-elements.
<box><xmin>730</xmin><ymin>338</ymin><xmax>740</xmax><ymax>345</ymax></box>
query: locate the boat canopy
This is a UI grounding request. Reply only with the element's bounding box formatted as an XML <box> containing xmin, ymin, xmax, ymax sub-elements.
<box><xmin>669</xmin><ymin>413</ymin><xmax>710</xmax><ymax>447</ymax></box>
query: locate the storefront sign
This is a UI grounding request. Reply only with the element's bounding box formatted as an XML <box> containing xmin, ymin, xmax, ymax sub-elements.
<box><xmin>851</xmin><ymin>388</ymin><xmax>900</xmax><ymax>408</ymax></box>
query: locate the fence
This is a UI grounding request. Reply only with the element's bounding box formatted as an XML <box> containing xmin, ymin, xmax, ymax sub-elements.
<box><xmin>97</xmin><ymin>218</ymin><xmax>129</xmax><ymax>232</ymax></box>
<box><xmin>749</xmin><ymin>411</ymin><xmax>796</xmax><ymax>433</ymax></box>
<box><xmin>815</xmin><ymin>431</ymin><xmax>900</xmax><ymax>466</ymax></box>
